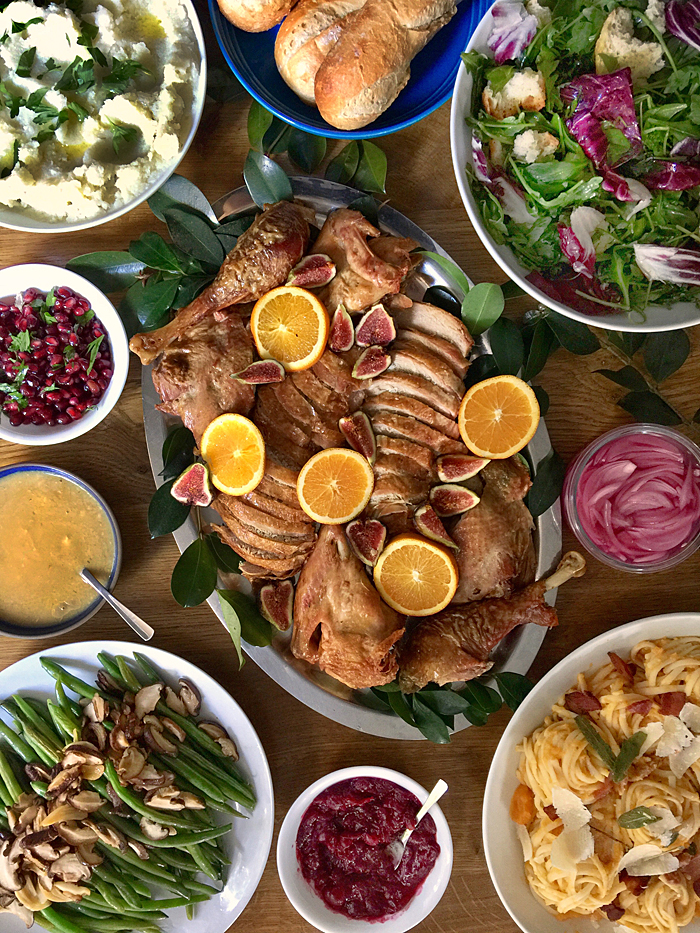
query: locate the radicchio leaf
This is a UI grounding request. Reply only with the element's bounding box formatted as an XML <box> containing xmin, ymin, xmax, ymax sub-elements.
<box><xmin>634</xmin><ymin>244</ymin><xmax>700</xmax><ymax>285</ymax></box>
<box><xmin>472</xmin><ymin>133</ymin><xmax>536</xmax><ymax>224</ymax></box>
<box><xmin>671</xmin><ymin>137</ymin><xmax>700</xmax><ymax>158</ymax></box>
<box><xmin>561</xmin><ymin>69</ymin><xmax>642</xmax><ymax>171</ymax></box>
<box><xmin>602</xmin><ymin>172</ymin><xmax>652</xmax><ymax>214</ymax></box>
<box><xmin>559</xmin><ymin>207</ymin><xmax>607</xmax><ymax>278</ymax></box>
<box><xmin>527</xmin><ymin>270</ymin><xmax>622</xmax><ymax>316</ymax></box>
<box><xmin>487</xmin><ymin>1</ymin><xmax>538</xmax><ymax>64</ymax></box>
<box><xmin>666</xmin><ymin>0</ymin><xmax>700</xmax><ymax>52</ymax></box>
<box><xmin>643</xmin><ymin>161</ymin><xmax>700</xmax><ymax>190</ymax></box>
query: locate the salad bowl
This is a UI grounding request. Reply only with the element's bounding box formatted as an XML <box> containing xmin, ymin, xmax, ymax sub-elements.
<box><xmin>450</xmin><ymin>0</ymin><xmax>700</xmax><ymax>333</ymax></box>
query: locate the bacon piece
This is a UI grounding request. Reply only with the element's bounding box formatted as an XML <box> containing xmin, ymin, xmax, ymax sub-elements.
<box><xmin>591</xmin><ymin>775</ymin><xmax>614</xmax><ymax>801</ymax></box>
<box><xmin>655</xmin><ymin>692</ymin><xmax>686</xmax><ymax>717</ymax></box>
<box><xmin>628</xmin><ymin>698</ymin><xmax>653</xmax><ymax>716</ymax></box>
<box><xmin>694</xmin><ymin>878</ymin><xmax>700</xmax><ymax>897</ymax></box>
<box><xmin>681</xmin><ymin>854</ymin><xmax>700</xmax><ymax>881</ymax></box>
<box><xmin>608</xmin><ymin>651</ymin><xmax>636</xmax><ymax>684</ymax></box>
<box><xmin>564</xmin><ymin>690</ymin><xmax>602</xmax><ymax>715</ymax></box>
<box><xmin>620</xmin><ymin>869</ymin><xmax>650</xmax><ymax>895</ymax></box>
<box><xmin>601</xmin><ymin>900</ymin><xmax>624</xmax><ymax>921</ymax></box>
<box><xmin>543</xmin><ymin>804</ymin><xmax>557</xmax><ymax>820</ymax></box>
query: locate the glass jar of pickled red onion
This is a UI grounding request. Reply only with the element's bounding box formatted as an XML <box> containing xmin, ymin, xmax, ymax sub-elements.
<box><xmin>562</xmin><ymin>424</ymin><xmax>700</xmax><ymax>572</ymax></box>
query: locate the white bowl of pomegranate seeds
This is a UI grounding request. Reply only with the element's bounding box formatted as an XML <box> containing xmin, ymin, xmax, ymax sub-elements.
<box><xmin>0</xmin><ymin>263</ymin><xmax>128</xmax><ymax>445</ymax></box>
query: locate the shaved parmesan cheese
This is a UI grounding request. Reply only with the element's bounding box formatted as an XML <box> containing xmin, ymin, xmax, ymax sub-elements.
<box><xmin>656</xmin><ymin>716</ymin><xmax>694</xmax><ymax>758</ymax></box>
<box><xmin>646</xmin><ymin>806</ymin><xmax>681</xmax><ymax>847</ymax></box>
<box><xmin>516</xmin><ymin>822</ymin><xmax>533</xmax><ymax>861</ymax></box>
<box><xmin>669</xmin><ymin>734</ymin><xmax>700</xmax><ymax>778</ymax></box>
<box><xmin>680</xmin><ymin>703</ymin><xmax>700</xmax><ymax>733</ymax></box>
<box><xmin>639</xmin><ymin>721</ymin><xmax>665</xmax><ymax>755</ymax></box>
<box><xmin>552</xmin><ymin>786</ymin><xmax>592</xmax><ymax>830</ymax></box>
<box><xmin>550</xmin><ymin>825</ymin><xmax>595</xmax><ymax>872</ymax></box>
<box><xmin>617</xmin><ymin>843</ymin><xmax>680</xmax><ymax>876</ymax></box>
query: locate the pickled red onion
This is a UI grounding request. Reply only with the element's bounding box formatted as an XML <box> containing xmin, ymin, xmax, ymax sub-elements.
<box><xmin>574</xmin><ymin>433</ymin><xmax>700</xmax><ymax>564</ymax></box>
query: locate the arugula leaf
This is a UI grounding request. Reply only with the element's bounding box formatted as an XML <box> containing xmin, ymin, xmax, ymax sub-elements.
<box><xmin>107</xmin><ymin>119</ymin><xmax>138</xmax><ymax>154</ymax></box>
<box><xmin>103</xmin><ymin>58</ymin><xmax>146</xmax><ymax>98</ymax></box>
<box><xmin>86</xmin><ymin>335</ymin><xmax>103</xmax><ymax>374</ymax></box>
<box><xmin>16</xmin><ymin>47</ymin><xmax>36</xmax><ymax>78</ymax></box>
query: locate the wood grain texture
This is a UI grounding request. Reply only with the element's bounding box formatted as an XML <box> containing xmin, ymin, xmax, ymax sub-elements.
<box><xmin>1</xmin><ymin>4</ymin><xmax>700</xmax><ymax>930</ymax></box>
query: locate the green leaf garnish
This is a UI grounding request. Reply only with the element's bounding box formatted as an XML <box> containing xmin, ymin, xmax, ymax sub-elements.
<box><xmin>217</xmin><ymin>588</ymin><xmax>273</xmax><ymax>648</ymax></box>
<box><xmin>11</xmin><ymin>17</ymin><xmax>42</xmax><ymax>33</ymax></box>
<box><xmin>107</xmin><ymin>119</ymin><xmax>138</xmax><ymax>155</ymax></box>
<box><xmin>147</xmin><ymin>479</ymin><xmax>189</xmax><ymax>538</ymax></box>
<box><xmin>86</xmin><ymin>334</ymin><xmax>103</xmax><ymax>374</ymax></box>
<box><xmin>611</xmin><ymin>731</ymin><xmax>647</xmax><ymax>782</ymax></box>
<box><xmin>171</xmin><ymin>537</ymin><xmax>218</xmax><ymax>608</ymax></box>
<box><xmin>575</xmin><ymin>715</ymin><xmax>617</xmax><ymax>770</ymax></box>
<box><xmin>205</xmin><ymin>534</ymin><xmax>241</xmax><ymax>574</ymax></box>
<box><xmin>56</xmin><ymin>56</ymin><xmax>95</xmax><ymax>93</ymax></box>
<box><xmin>103</xmin><ymin>58</ymin><xmax>146</xmax><ymax>98</ymax></box>
<box><xmin>9</xmin><ymin>331</ymin><xmax>30</xmax><ymax>354</ymax></box>
<box><xmin>65</xmin><ymin>101</ymin><xmax>89</xmax><ymax>122</ymax></box>
<box><xmin>618</xmin><ymin>806</ymin><xmax>661</xmax><ymax>829</ymax></box>
<box><xmin>16</xmin><ymin>47</ymin><xmax>36</xmax><ymax>78</ymax></box>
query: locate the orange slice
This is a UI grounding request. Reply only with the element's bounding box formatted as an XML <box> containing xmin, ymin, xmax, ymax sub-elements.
<box><xmin>297</xmin><ymin>448</ymin><xmax>374</xmax><ymax>524</ymax></box>
<box><xmin>374</xmin><ymin>533</ymin><xmax>458</xmax><ymax>617</ymax></box>
<box><xmin>458</xmin><ymin>375</ymin><xmax>540</xmax><ymax>459</ymax></box>
<box><xmin>250</xmin><ymin>285</ymin><xmax>329</xmax><ymax>372</ymax></box>
<box><xmin>200</xmin><ymin>414</ymin><xmax>265</xmax><ymax>496</ymax></box>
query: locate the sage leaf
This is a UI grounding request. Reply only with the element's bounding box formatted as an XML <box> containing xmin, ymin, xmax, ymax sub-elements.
<box><xmin>129</xmin><ymin>232</ymin><xmax>183</xmax><ymax>274</ymax></box>
<box><xmin>171</xmin><ymin>538</ymin><xmax>217</xmax><ymax>608</ymax></box>
<box><xmin>458</xmin><ymin>681</ymin><xmax>502</xmax><ymax>713</ymax></box>
<box><xmin>526</xmin><ymin>448</ymin><xmax>565</xmax><ymax>518</ymax></box>
<box><xmin>575</xmin><ymin>715</ymin><xmax>617</xmax><ymax>770</ymax></box>
<box><xmin>147</xmin><ymin>480</ymin><xmax>190</xmax><ymax>538</ymax></box>
<box><xmin>174</xmin><ymin>274</ymin><xmax>214</xmax><ymax>309</ymax></box>
<box><xmin>488</xmin><ymin>315</ymin><xmax>524</xmax><ymax>375</ymax></box>
<box><xmin>416</xmin><ymin>688</ymin><xmax>469</xmax><ymax>716</ymax></box>
<box><xmin>66</xmin><ymin>251</ymin><xmax>145</xmax><ymax>292</ymax></box>
<box><xmin>418</xmin><ymin>250</ymin><xmax>470</xmax><ymax>299</ymax></box>
<box><xmin>532</xmin><ymin>385</ymin><xmax>549</xmax><ymax>417</ymax></box>
<box><xmin>387</xmin><ymin>691</ymin><xmax>417</xmax><ymax>726</ymax></box>
<box><xmin>611</xmin><ymin>731</ymin><xmax>646</xmax><ymax>782</ymax></box>
<box><xmin>132</xmin><ymin>277</ymin><xmax>181</xmax><ymax>329</ymax></box>
<box><xmin>463</xmin><ymin>705</ymin><xmax>489</xmax><ymax>726</ymax></box>
<box><xmin>464</xmin><ymin>353</ymin><xmax>499</xmax><ymax>388</ymax></box>
<box><xmin>325</xmin><ymin>141</ymin><xmax>359</xmax><ymax>184</ymax></box>
<box><xmin>160</xmin><ymin>425</ymin><xmax>195</xmax><ymax>481</ymax></box>
<box><xmin>596</xmin><ymin>366</ymin><xmax>647</xmax><ymax>391</ymax></box>
<box><xmin>643</xmin><ymin>330</ymin><xmax>690</xmax><ymax>383</ymax></box>
<box><xmin>494</xmin><ymin>672</ymin><xmax>534</xmax><ymax>710</ymax></box>
<box><xmin>618</xmin><ymin>805</ymin><xmax>661</xmax><ymax>829</ymax></box>
<box><xmin>353</xmin><ymin>141</ymin><xmax>387</xmax><ymax>194</ymax></box>
<box><xmin>545</xmin><ymin>312</ymin><xmax>600</xmax><ymax>355</ymax></box>
<box><xmin>618</xmin><ymin>390</ymin><xmax>682</xmax><ymax>426</ymax></box>
<box><xmin>411</xmin><ymin>696</ymin><xmax>451</xmax><ymax>743</ymax></box>
<box><xmin>288</xmin><ymin>128</ymin><xmax>327</xmax><ymax>172</ymax></box>
<box><xmin>218</xmin><ymin>589</ymin><xmax>274</xmax><ymax>646</ymax></box>
<box><xmin>217</xmin><ymin>589</ymin><xmax>244</xmax><ymax>669</ymax></box>
<box><xmin>422</xmin><ymin>285</ymin><xmax>461</xmax><ymax>319</ymax></box>
<box><xmin>244</xmin><ymin>150</ymin><xmax>293</xmax><ymax>208</ymax></box>
<box><xmin>347</xmin><ymin>194</ymin><xmax>379</xmax><ymax>226</ymax></box>
<box><xmin>163</xmin><ymin>207</ymin><xmax>224</xmax><ymax>268</ymax></box>
<box><xmin>148</xmin><ymin>174</ymin><xmax>217</xmax><ymax>223</ymax></box>
<box><xmin>608</xmin><ymin>330</ymin><xmax>646</xmax><ymax>357</ymax></box>
<box><xmin>522</xmin><ymin>320</ymin><xmax>557</xmax><ymax>381</ymax></box>
<box><xmin>462</xmin><ymin>283</ymin><xmax>505</xmax><ymax>336</ymax></box>
<box><xmin>206</xmin><ymin>533</ymin><xmax>242</xmax><ymax>574</ymax></box>
<box><xmin>247</xmin><ymin>99</ymin><xmax>273</xmax><ymax>152</ymax></box>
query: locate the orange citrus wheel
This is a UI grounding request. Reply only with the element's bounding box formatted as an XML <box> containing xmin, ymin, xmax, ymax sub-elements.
<box><xmin>200</xmin><ymin>414</ymin><xmax>265</xmax><ymax>496</ymax></box>
<box><xmin>250</xmin><ymin>285</ymin><xmax>329</xmax><ymax>372</ymax></box>
<box><xmin>297</xmin><ymin>448</ymin><xmax>375</xmax><ymax>524</ymax></box>
<box><xmin>373</xmin><ymin>533</ymin><xmax>458</xmax><ymax>617</ymax></box>
<box><xmin>458</xmin><ymin>375</ymin><xmax>540</xmax><ymax>459</ymax></box>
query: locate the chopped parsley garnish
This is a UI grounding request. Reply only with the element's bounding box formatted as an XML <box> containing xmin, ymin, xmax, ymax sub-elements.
<box><xmin>0</xmin><ymin>379</ymin><xmax>27</xmax><ymax>408</ymax></box>
<box><xmin>55</xmin><ymin>55</ymin><xmax>95</xmax><ymax>93</ymax></box>
<box><xmin>103</xmin><ymin>58</ymin><xmax>146</xmax><ymax>98</ymax></box>
<box><xmin>9</xmin><ymin>331</ymin><xmax>30</xmax><ymax>354</ymax></box>
<box><xmin>41</xmin><ymin>57</ymin><xmax>61</xmax><ymax>76</ymax></box>
<box><xmin>88</xmin><ymin>46</ymin><xmax>107</xmax><ymax>67</ymax></box>
<box><xmin>16</xmin><ymin>46</ymin><xmax>36</xmax><ymax>78</ymax></box>
<box><xmin>0</xmin><ymin>139</ymin><xmax>19</xmax><ymax>178</ymax></box>
<box><xmin>63</xmin><ymin>345</ymin><xmax>75</xmax><ymax>362</ymax></box>
<box><xmin>65</xmin><ymin>100</ymin><xmax>88</xmax><ymax>122</ymax></box>
<box><xmin>77</xmin><ymin>21</ymin><xmax>98</xmax><ymax>46</ymax></box>
<box><xmin>11</xmin><ymin>17</ymin><xmax>42</xmax><ymax>34</ymax></box>
<box><xmin>0</xmin><ymin>83</ymin><xmax>24</xmax><ymax>118</ymax></box>
<box><xmin>86</xmin><ymin>335</ymin><xmax>103</xmax><ymax>374</ymax></box>
<box><xmin>107</xmin><ymin>119</ymin><xmax>137</xmax><ymax>154</ymax></box>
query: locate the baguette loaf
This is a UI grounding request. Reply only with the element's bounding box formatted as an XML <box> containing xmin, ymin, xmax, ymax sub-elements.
<box><xmin>217</xmin><ymin>0</ymin><xmax>297</xmax><ymax>32</ymax></box>
<box><xmin>274</xmin><ymin>0</ymin><xmax>366</xmax><ymax>105</ymax></box>
<box><xmin>314</xmin><ymin>0</ymin><xmax>457</xmax><ymax>129</ymax></box>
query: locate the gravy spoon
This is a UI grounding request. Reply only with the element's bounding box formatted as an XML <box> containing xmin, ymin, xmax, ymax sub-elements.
<box><xmin>80</xmin><ymin>568</ymin><xmax>154</xmax><ymax>641</ymax></box>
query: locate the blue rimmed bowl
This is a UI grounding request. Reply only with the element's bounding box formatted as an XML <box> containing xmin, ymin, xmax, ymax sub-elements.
<box><xmin>0</xmin><ymin>463</ymin><xmax>122</xmax><ymax>638</ymax></box>
<box><xmin>208</xmin><ymin>0</ymin><xmax>493</xmax><ymax>138</ymax></box>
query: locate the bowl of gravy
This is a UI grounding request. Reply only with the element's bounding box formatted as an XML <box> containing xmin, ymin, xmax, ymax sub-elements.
<box><xmin>0</xmin><ymin>463</ymin><xmax>121</xmax><ymax>637</ymax></box>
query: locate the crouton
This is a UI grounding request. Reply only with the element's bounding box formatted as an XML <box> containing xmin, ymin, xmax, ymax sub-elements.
<box><xmin>482</xmin><ymin>69</ymin><xmax>546</xmax><ymax>120</ymax></box>
<box><xmin>489</xmin><ymin>138</ymin><xmax>505</xmax><ymax>165</ymax></box>
<box><xmin>525</xmin><ymin>0</ymin><xmax>551</xmax><ymax>26</ymax></box>
<box><xmin>513</xmin><ymin>129</ymin><xmax>559</xmax><ymax>163</ymax></box>
<box><xmin>645</xmin><ymin>0</ymin><xmax>666</xmax><ymax>32</ymax></box>
<box><xmin>595</xmin><ymin>7</ymin><xmax>664</xmax><ymax>83</ymax></box>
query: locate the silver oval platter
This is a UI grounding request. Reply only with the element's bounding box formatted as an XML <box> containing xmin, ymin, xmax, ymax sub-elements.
<box><xmin>142</xmin><ymin>176</ymin><xmax>562</xmax><ymax>739</ymax></box>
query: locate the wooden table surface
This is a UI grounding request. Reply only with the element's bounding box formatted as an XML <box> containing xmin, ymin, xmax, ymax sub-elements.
<box><xmin>2</xmin><ymin>10</ymin><xmax>700</xmax><ymax>932</ymax></box>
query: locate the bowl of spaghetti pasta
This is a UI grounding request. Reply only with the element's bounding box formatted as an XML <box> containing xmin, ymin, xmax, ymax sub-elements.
<box><xmin>483</xmin><ymin>612</ymin><xmax>700</xmax><ymax>933</ymax></box>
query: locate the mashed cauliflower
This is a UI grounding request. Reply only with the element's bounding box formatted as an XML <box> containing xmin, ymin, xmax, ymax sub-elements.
<box><xmin>0</xmin><ymin>0</ymin><xmax>200</xmax><ymax>222</ymax></box>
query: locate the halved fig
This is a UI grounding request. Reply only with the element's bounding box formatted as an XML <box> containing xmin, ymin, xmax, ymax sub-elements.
<box><xmin>233</xmin><ymin>360</ymin><xmax>286</xmax><ymax>384</ymax></box>
<box><xmin>170</xmin><ymin>463</ymin><xmax>213</xmax><ymax>508</ymax></box>
<box><xmin>414</xmin><ymin>503</ymin><xmax>458</xmax><ymax>549</ymax></box>
<box><xmin>354</xmin><ymin>304</ymin><xmax>396</xmax><ymax>347</ymax></box>
<box><xmin>339</xmin><ymin>411</ymin><xmax>376</xmax><ymax>463</ymax></box>
<box><xmin>436</xmin><ymin>454</ymin><xmax>490</xmax><ymax>483</ymax></box>
<box><xmin>286</xmin><ymin>253</ymin><xmax>336</xmax><ymax>288</ymax></box>
<box><xmin>259</xmin><ymin>580</ymin><xmax>294</xmax><ymax>631</ymax></box>
<box><xmin>430</xmin><ymin>484</ymin><xmax>481</xmax><ymax>517</ymax></box>
<box><xmin>328</xmin><ymin>304</ymin><xmax>354</xmax><ymax>353</ymax></box>
<box><xmin>345</xmin><ymin>518</ymin><xmax>386</xmax><ymax>567</ymax></box>
<box><xmin>352</xmin><ymin>346</ymin><xmax>390</xmax><ymax>379</ymax></box>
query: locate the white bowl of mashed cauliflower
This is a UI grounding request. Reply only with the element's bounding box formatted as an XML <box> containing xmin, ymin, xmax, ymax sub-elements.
<box><xmin>0</xmin><ymin>0</ymin><xmax>206</xmax><ymax>231</ymax></box>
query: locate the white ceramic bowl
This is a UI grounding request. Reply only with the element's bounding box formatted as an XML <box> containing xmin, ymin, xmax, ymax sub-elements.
<box><xmin>449</xmin><ymin>7</ymin><xmax>700</xmax><ymax>333</ymax></box>
<box><xmin>0</xmin><ymin>0</ymin><xmax>207</xmax><ymax>234</ymax></box>
<box><xmin>0</xmin><ymin>263</ymin><xmax>129</xmax><ymax>445</ymax></box>
<box><xmin>277</xmin><ymin>766</ymin><xmax>453</xmax><ymax>933</ymax></box>
<box><xmin>482</xmin><ymin>611</ymin><xmax>700</xmax><ymax>933</ymax></box>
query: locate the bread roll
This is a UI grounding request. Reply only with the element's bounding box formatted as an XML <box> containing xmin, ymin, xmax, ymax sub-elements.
<box><xmin>217</xmin><ymin>0</ymin><xmax>297</xmax><ymax>32</ymax></box>
<box><xmin>274</xmin><ymin>0</ymin><xmax>366</xmax><ymax>105</ymax></box>
<box><xmin>314</xmin><ymin>0</ymin><xmax>457</xmax><ymax>129</ymax></box>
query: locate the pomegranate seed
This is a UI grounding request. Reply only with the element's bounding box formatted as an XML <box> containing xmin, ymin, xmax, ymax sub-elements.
<box><xmin>68</xmin><ymin>332</ymin><xmax>79</xmax><ymax>346</ymax></box>
<box><xmin>17</xmin><ymin>318</ymin><xmax>28</xmax><ymax>331</ymax></box>
<box><xmin>46</xmin><ymin>324</ymin><xmax>58</xmax><ymax>336</ymax></box>
<box><xmin>26</xmin><ymin>363</ymin><xmax>39</xmax><ymax>374</ymax></box>
<box><xmin>86</xmin><ymin>379</ymin><xmax>100</xmax><ymax>394</ymax></box>
<box><xmin>32</xmin><ymin>348</ymin><xmax>47</xmax><ymax>360</ymax></box>
<box><xmin>56</xmin><ymin>373</ymin><xmax>72</xmax><ymax>385</ymax></box>
<box><xmin>45</xmin><ymin>335</ymin><xmax>59</xmax><ymax>347</ymax></box>
<box><xmin>45</xmin><ymin>391</ymin><xmax>62</xmax><ymax>403</ymax></box>
<box><xmin>49</xmin><ymin>353</ymin><xmax>63</xmax><ymax>367</ymax></box>
<box><xmin>4</xmin><ymin>400</ymin><xmax>18</xmax><ymax>412</ymax></box>
<box><xmin>9</xmin><ymin>414</ymin><xmax>22</xmax><ymax>426</ymax></box>
<box><xmin>66</xmin><ymin>406</ymin><xmax>81</xmax><ymax>420</ymax></box>
<box><xmin>55</xmin><ymin>287</ymin><xmax>70</xmax><ymax>299</ymax></box>
<box><xmin>57</xmin><ymin>324</ymin><xmax>71</xmax><ymax>335</ymax></box>
<box><xmin>56</xmin><ymin>413</ymin><xmax>71</xmax><ymax>424</ymax></box>
<box><xmin>23</xmin><ymin>288</ymin><xmax>38</xmax><ymax>301</ymax></box>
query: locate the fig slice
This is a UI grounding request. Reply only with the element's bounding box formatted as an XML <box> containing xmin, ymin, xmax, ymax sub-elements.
<box><xmin>354</xmin><ymin>303</ymin><xmax>396</xmax><ymax>348</ymax></box>
<box><xmin>345</xmin><ymin>518</ymin><xmax>386</xmax><ymax>567</ymax></box>
<box><xmin>328</xmin><ymin>304</ymin><xmax>354</xmax><ymax>353</ymax></box>
<box><xmin>436</xmin><ymin>453</ymin><xmax>490</xmax><ymax>483</ymax></box>
<box><xmin>352</xmin><ymin>346</ymin><xmax>391</xmax><ymax>379</ymax></box>
<box><xmin>286</xmin><ymin>253</ymin><xmax>336</xmax><ymax>288</ymax></box>
<box><xmin>339</xmin><ymin>411</ymin><xmax>376</xmax><ymax>463</ymax></box>
<box><xmin>429</xmin><ymin>484</ymin><xmax>481</xmax><ymax>517</ymax></box>
<box><xmin>233</xmin><ymin>360</ymin><xmax>286</xmax><ymax>384</ymax></box>
<box><xmin>414</xmin><ymin>503</ymin><xmax>457</xmax><ymax>550</ymax></box>
<box><xmin>259</xmin><ymin>580</ymin><xmax>293</xmax><ymax>631</ymax></box>
<box><xmin>170</xmin><ymin>463</ymin><xmax>213</xmax><ymax>508</ymax></box>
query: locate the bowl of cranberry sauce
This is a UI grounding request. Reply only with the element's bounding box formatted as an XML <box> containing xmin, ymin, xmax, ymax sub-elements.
<box><xmin>0</xmin><ymin>264</ymin><xmax>128</xmax><ymax>446</ymax></box>
<box><xmin>277</xmin><ymin>767</ymin><xmax>453</xmax><ymax>933</ymax></box>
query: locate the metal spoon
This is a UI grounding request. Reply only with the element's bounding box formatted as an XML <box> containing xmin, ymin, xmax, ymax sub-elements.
<box><xmin>388</xmin><ymin>778</ymin><xmax>448</xmax><ymax>868</ymax></box>
<box><xmin>80</xmin><ymin>568</ymin><xmax>154</xmax><ymax>641</ymax></box>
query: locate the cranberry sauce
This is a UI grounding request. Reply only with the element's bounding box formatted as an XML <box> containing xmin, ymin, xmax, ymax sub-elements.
<box><xmin>296</xmin><ymin>776</ymin><xmax>440</xmax><ymax>921</ymax></box>
<box><xmin>0</xmin><ymin>286</ymin><xmax>112</xmax><ymax>427</ymax></box>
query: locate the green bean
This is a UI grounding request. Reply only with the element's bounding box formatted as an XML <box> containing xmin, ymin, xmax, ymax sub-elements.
<box><xmin>150</xmin><ymin>846</ymin><xmax>200</xmax><ymax>872</ymax></box>
<box><xmin>97</xmin><ymin>842</ymin><xmax>186</xmax><ymax>888</ymax></box>
<box><xmin>0</xmin><ymin>809</ymin><xmax>8</xmax><ymax>829</ymax></box>
<box><xmin>47</xmin><ymin>700</ymin><xmax>76</xmax><ymax>742</ymax></box>
<box><xmin>39</xmin><ymin>907</ymin><xmax>93</xmax><ymax>933</ymax></box>
<box><xmin>68</xmin><ymin>901</ymin><xmax>165</xmax><ymax>922</ymax></box>
<box><xmin>41</xmin><ymin>659</ymin><xmax>109</xmax><ymax>701</ymax></box>
<box><xmin>149</xmin><ymin>751</ymin><xmax>227</xmax><ymax>805</ymax></box>
<box><xmin>186</xmin><ymin>902</ymin><xmax>195</xmax><ymax>921</ymax></box>
<box><xmin>178</xmin><ymin>743</ymin><xmax>255</xmax><ymax>808</ymax></box>
<box><xmin>168</xmin><ymin>877</ymin><xmax>218</xmax><ymax>897</ymax></box>
<box><xmin>31</xmin><ymin>780</ymin><xmax>48</xmax><ymax>797</ymax></box>
<box><xmin>0</xmin><ymin>746</ymin><xmax>23</xmax><ymax>802</ymax></box>
<box><xmin>55</xmin><ymin>679</ymin><xmax>83</xmax><ymax>719</ymax></box>
<box><xmin>96</xmin><ymin>653</ymin><xmax>132</xmax><ymax>691</ymax></box>
<box><xmin>92</xmin><ymin>876</ymin><xmax>123</xmax><ymax>910</ymax></box>
<box><xmin>93</xmin><ymin>861</ymin><xmax>151</xmax><ymax>900</ymax></box>
<box><xmin>0</xmin><ymin>716</ymin><xmax>37</xmax><ymax>762</ymax></box>
<box><xmin>103</xmin><ymin>760</ymin><xmax>203</xmax><ymax>829</ymax></box>
<box><xmin>116</xmin><ymin>655</ymin><xmax>143</xmax><ymax>693</ymax></box>
<box><xmin>132</xmin><ymin>653</ymin><xmax>161</xmax><ymax>686</ymax></box>
<box><xmin>11</xmin><ymin>695</ymin><xmax>64</xmax><ymax>747</ymax></box>
<box><xmin>185</xmin><ymin>841</ymin><xmax>219</xmax><ymax>881</ymax></box>
<box><xmin>148</xmin><ymin>894</ymin><xmax>211</xmax><ymax>910</ymax></box>
<box><xmin>19</xmin><ymin>722</ymin><xmax>61</xmax><ymax>765</ymax></box>
<box><xmin>92</xmin><ymin>865</ymin><xmax>141</xmax><ymax>909</ymax></box>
